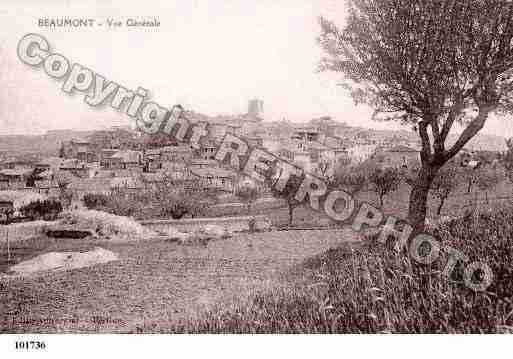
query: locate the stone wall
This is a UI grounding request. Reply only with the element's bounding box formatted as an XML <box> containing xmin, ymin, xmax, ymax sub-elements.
<box><xmin>139</xmin><ymin>215</ymin><xmax>271</xmax><ymax>234</ymax></box>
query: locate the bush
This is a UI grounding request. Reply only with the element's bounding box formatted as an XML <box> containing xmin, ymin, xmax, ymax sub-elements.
<box><xmin>19</xmin><ymin>199</ymin><xmax>63</xmax><ymax>221</ymax></box>
<box><xmin>160</xmin><ymin>190</ymin><xmax>207</xmax><ymax>219</ymax></box>
<box><xmin>83</xmin><ymin>193</ymin><xmax>109</xmax><ymax>210</ymax></box>
<box><xmin>79</xmin><ymin>183</ymin><xmax>213</xmax><ymax>220</ymax></box>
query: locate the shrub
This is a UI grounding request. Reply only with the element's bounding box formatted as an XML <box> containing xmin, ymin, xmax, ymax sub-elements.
<box><xmin>160</xmin><ymin>190</ymin><xmax>206</xmax><ymax>219</ymax></box>
<box><xmin>83</xmin><ymin>193</ymin><xmax>109</xmax><ymax>210</ymax></box>
<box><xmin>19</xmin><ymin>199</ymin><xmax>63</xmax><ymax>221</ymax></box>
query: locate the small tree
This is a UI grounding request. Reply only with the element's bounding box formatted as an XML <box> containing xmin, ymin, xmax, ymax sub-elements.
<box><xmin>500</xmin><ymin>138</ymin><xmax>513</xmax><ymax>183</ymax></box>
<box><xmin>59</xmin><ymin>142</ymin><xmax>66</xmax><ymax>158</ymax></box>
<box><xmin>235</xmin><ymin>179</ymin><xmax>260</xmax><ymax>214</ymax></box>
<box><xmin>368</xmin><ymin>167</ymin><xmax>401</xmax><ymax>208</ymax></box>
<box><xmin>316</xmin><ymin>160</ymin><xmax>332</xmax><ymax>179</ymax></box>
<box><xmin>430</xmin><ymin>164</ymin><xmax>459</xmax><ymax>216</ymax></box>
<box><xmin>475</xmin><ymin>165</ymin><xmax>502</xmax><ymax>204</ymax></box>
<box><xmin>267</xmin><ymin>163</ymin><xmax>304</xmax><ymax>226</ymax></box>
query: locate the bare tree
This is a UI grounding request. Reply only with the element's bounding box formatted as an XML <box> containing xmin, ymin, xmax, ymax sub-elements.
<box><xmin>319</xmin><ymin>0</ymin><xmax>513</xmax><ymax>234</ymax></box>
<box><xmin>235</xmin><ymin>180</ymin><xmax>261</xmax><ymax>214</ymax></box>
<box><xmin>475</xmin><ymin>165</ymin><xmax>502</xmax><ymax>204</ymax></box>
<box><xmin>266</xmin><ymin>163</ymin><xmax>304</xmax><ymax>226</ymax></box>
<box><xmin>500</xmin><ymin>138</ymin><xmax>513</xmax><ymax>183</ymax></box>
<box><xmin>368</xmin><ymin>167</ymin><xmax>401</xmax><ymax>208</ymax></box>
<box><xmin>316</xmin><ymin>160</ymin><xmax>332</xmax><ymax>179</ymax></box>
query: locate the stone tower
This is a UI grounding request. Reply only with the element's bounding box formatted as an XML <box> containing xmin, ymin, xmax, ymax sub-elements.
<box><xmin>247</xmin><ymin>99</ymin><xmax>264</xmax><ymax>118</ymax></box>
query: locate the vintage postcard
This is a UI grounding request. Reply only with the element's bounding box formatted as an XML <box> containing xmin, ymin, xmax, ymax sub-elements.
<box><xmin>0</xmin><ymin>0</ymin><xmax>511</xmax><ymax>356</ymax></box>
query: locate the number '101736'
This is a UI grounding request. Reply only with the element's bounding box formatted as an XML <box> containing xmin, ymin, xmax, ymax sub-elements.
<box><xmin>15</xmin><ymin>341</ymin><xmax>46</xmax><ymax>350</ymax></box>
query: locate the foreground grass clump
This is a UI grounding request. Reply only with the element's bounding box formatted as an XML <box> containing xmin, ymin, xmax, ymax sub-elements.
<box><xmin>152</xmin><ymin>207</ymin><xmax>513</xmax><ymax>334</ymax></box>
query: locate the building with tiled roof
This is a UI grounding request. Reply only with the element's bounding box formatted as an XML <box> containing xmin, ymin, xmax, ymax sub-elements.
<box><xmin>189</xmin><ymin>166</ymin><xmax>237</xmax><ymax>192</ymax></box>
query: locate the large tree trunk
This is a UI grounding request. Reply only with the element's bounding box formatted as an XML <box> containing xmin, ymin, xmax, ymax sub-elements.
<box><xmin>408</xmin><ymin>164</ymin><xmax>440</xmax><ymax>235</ymax></box>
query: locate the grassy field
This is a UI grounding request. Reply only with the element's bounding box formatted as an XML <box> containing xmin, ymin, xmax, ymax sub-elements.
<box><xmin>212</xmin><ymin>179</ymin><xmax>513</xmax><ymax>228</ymax></box>
<box><xmin>0</xmin><ymin>229</ymin><xmax>359</xmax><ymax>333</ymax></box>
<box><xmin>158</xmin><ymin>208</ymin><xmax>513</xmax><ymax>333</ymax></box>
<box><xmin>1</xmin><ymin>178</ymin><xmax>512</xmax><ymax>333</ymax></box>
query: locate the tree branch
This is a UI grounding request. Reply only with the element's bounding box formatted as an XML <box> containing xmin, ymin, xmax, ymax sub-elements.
<box><xmin>430</xmin><ymin>118</ymin><xmax>444</xmax><ymax>155</ymax></box>
<box><xmin>440</xmin><ymin>98</ymin><xmax>464</xmax><ymax>142</ymax></box>
<box><xmin>418</xmin><ymin>120</ymin><xmax>432</xmax><ymax>163</ymax></box>
<box><xmin>444</xmin><ymin>105</ymin><xmax>492</xmax><ymax>161</ymax></box>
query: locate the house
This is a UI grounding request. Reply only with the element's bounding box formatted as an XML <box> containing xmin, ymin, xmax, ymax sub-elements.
<box><xmin>309</xmin><ymin>144</ymin><xmax>350</xmax><ymax>177</ymax></box>
<box><xmin>111</xmin><ymin>150</ymin><xmax>142</xmax><ymax>169</ymax></box>
<box><xmin>160</xmin><ymin>145</ymin><xmax>193</xmax><ymax>162</ymax></box>
<box><xmin>144</xmin><ymin>145</ymin><xmax>194</xmax><ymax>172</ymax></box>
<box><xmin>189</xmin><ymin>167</ymin><xmax>237</xmax><ymax>192</ymax></box>
<box><xmin>188</xmin><ymin>159</ymin><xmax>218</xmax><ymax>169</ymax></box>
<box><xmin>0</xmin><ymin>168</ymin><xmax>33</xmax><ymax>189</ymax></box>
<box><xmin>34</xmin><ymin>180</ymin><xmax>60</xmax><ymax>196</ymax></box>
<box><xmin>292</xmin><ymin>126</ymin><xmax>321</xmax><ymax>144</ymax></box>
<box><xmin>100</xmin><ymin>150</ymin><xmax>142</xmax><ymax>170</ymax></box>
<box><xmin>59</xmin><ymin>158</ymin><xmax>90</xmax><ymax>178</ymax></box>
<box><xmin>199</xmin><ymin>138</ymin><xmax>218</xmax><ymax>160</ymax></box>
<box><xmin>92</xmin><ymin>168</ymin><xmax>141</xmax><ymax>179</ymax></box>
<box><xmin>245</xmin><ymin>137</ymin><xmax>263</xmax><ymax>148</ymax></box>
<box><xmin>62</xmin><ymin>138</ymin><xmax>97</xmax><ymax>162</ymax></box>
<box><xmin>110</xmin><ymin>176</ymin><xmax>144</xmax><ymax>192</ymax></box>
<box><xmin>99</xmin><ymin>149</ymin><xmax>120</xmax><ymax>169</ymax></box>
<box><xmin>208</xmin><ymin>122</ymin><xmax>242</xmax><ymax>141</ymax></box>
<box><xmin>35</xmin><ymin>156</ymin><xmax>64</xmax><ymax>172</ymax></box>
<box><xmin>1</xmin><ymin>160</ymin><xmax>34</xmax><ymax>171</ymax></box>
<box><xmin>309</xmin><ymin>116</ymin><xmax>350</xmax><ymax>137</ymax></box>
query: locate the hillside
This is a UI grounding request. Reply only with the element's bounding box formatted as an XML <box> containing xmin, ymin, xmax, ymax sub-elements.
<box><xmin>0</xmin><ymin>124</ymin><xmax>507</xmax><ymax>162</ymax></box>
<box><xmin>0</xmin><ymin>130</ymin><xmax>94</xmax><ymax>158</ymax></box>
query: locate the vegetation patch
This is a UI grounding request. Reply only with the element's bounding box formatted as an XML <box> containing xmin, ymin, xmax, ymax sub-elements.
<box><xmin>158</xmin><ymin>206</ymin><xmax>513</xmax><ymax>333</ymax></box>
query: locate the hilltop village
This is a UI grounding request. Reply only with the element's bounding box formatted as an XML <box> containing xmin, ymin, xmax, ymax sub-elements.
<box><xmin>0</xmin><ymin>99</ymin><xmax>500</xmax><ymax>200</ymax></box>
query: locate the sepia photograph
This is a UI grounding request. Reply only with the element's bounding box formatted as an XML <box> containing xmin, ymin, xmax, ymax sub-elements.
<box><xmin>0</xmin><ymin>0</ymin><xmax>512</xmax><ymax>356</ymax></box>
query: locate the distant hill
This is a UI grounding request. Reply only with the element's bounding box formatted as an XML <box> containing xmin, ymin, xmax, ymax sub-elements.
<box><xmin>0</xmin><ymin>130</ymin><xmax>94</xmax><ymax>158</ymax></box>
<box><xmin>353</xmin><ymin>127</ymin><xmax>507</xmax><ymax>152</ymax></box>
<box><xmin>0</xmin><ymin>123</ymin><xmax>506</xmax><ymax>162</ymax></box>
<box><xmin>446</xmin><ymin>133</ymin><xmax>507</xmax><ymax>152</ymax></box>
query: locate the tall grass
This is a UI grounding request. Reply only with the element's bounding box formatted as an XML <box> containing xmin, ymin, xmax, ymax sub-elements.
<box><xmin>137</xmin><ymin>206</ymin><xmax>513</xmax><ymax>333</ymax></box>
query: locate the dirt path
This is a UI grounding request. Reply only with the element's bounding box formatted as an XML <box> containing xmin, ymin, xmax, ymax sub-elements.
<box><xmin>0</xmin><ymin>229</ymin><xmax>359</xmax><ymax>333</ymax></box>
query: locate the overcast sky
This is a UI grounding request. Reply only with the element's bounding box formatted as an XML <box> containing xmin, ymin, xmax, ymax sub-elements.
<box><xmin>0</xmin><ymin>0</ymin><xmax>511</xmax><ymax>137</ymax></box>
